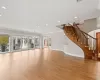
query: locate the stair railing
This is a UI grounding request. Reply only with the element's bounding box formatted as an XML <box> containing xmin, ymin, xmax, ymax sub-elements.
<box><xmin>64</xmin><ymin>23</ymin><xmax>98</xmax><ymax>60</ymax></box>
<box><xmin>73</xmin><ymin>23</ymin><xmax>98</xmax><ymax>59</ymax></box>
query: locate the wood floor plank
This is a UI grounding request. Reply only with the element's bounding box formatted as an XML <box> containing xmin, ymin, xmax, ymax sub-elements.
<box><xmin>0</xmin><ymin>48</ymin><xmax>100</xmax><ymax>80</ymax></box>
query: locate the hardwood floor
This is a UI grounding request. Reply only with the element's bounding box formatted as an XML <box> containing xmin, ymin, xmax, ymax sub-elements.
<box><xmin>0</xmin><ymin>48</ymin><xmax>100</xmax><ymax>80</ymax></box>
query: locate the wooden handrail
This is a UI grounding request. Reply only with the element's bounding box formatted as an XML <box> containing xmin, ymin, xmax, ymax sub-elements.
<box><xmin>63</xmin><ymin>23</ymin><xmax>98</xmax><ymax>60</ymax></box>
<box><xmin>68</xmin><ymin>23</ymin><xmax>88</xmax><ymax>39</ymax></box>
<box><xmin>80</xmin><ymin>30</ymin><xmax>96</xmax><ymax>39</ymax></box>
<box><xmin>64</xmin><ymin>23</ymin><xmax>96</xmax><ymax>40</ymax></box>
<box><xmin>76</xmin><ymin>27</ymin><xmax>88</xmax><ymax>39</ymax></box>
<box><xmin>73</xmin><ymin>23</ymin><xmax>96</xmax><ymax>40</ymax></box>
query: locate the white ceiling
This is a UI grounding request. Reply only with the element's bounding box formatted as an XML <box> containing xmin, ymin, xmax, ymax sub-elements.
<box><xmin>0</xmin><ymin>0</ymin><xmax>99</xmax><ymax>34</ymax></box>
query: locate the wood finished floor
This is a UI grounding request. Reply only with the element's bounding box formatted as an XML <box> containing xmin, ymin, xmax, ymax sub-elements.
<box><xmin>0</xmin><ymin>48</ymin><xmax>100</xmax><ymax>80</ymax></box>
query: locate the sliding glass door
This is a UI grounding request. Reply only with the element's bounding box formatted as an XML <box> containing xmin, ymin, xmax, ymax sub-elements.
<box><xmin>12</xmin><ymin>36</ymin><xmax>22</xmax><ymax>51</ymax></box>
<box><xmin>0</xmin><ymin>34</ymin><xmax>42</xmax><ymax>53</ymax></box>
<box><xmin>22</xmin><ymin>37</ymin><xmax>29</xmax><ymax>50</ymax></box>
<box><xmin>35</xmin><ymin>37</ymin><xmax>40</xmax><ymax>49</ymax></box>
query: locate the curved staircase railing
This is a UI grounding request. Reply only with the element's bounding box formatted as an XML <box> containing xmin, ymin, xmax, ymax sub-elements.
<box><xmin>63</xmin><ymin>23</ymin><xmax>99</xmax><ymax>60</ymax></box>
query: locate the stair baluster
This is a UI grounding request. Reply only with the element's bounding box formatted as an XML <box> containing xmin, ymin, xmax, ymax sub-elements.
<box><xmin>63</xmin><ymin>23</ymin><xmax>99</xmax><ymax>60</ymax></box>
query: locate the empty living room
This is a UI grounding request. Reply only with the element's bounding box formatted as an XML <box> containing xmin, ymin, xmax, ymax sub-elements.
<box><xmin>0</xmin><ymin>0</ymin><xmax>100</xmax><ymax>80</ymax></box>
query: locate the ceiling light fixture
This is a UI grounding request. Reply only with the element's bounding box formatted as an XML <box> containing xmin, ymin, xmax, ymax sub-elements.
<box><xmin>46</xmin><ymin>24</ymin><xmax>48</xmax><ymax>26</ymax></box>
<box><xmin>2</xmin><ymin>6</ymin><xmax>7</xmax><ymax>9</ymax></box>
<box><xmin>58</xmin><ymin>21</ymin><xmax>60</xmax><ymax>23</ymax></box>
<box><xmin>37</xmin><ymin>26</ymin><xmax>40</xmax><ymax>27</ymax></box>
<box><xmin>0</xmin><ymin>15</ymin><xmax>2</xmax><ymax>17</ymax></box>
<box><xmin>74</xmin><ymin>17</ymin><xmax>78</xmax><ymax>19</ymax></box>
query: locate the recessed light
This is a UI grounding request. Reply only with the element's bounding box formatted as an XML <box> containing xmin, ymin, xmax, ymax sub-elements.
<box><xmin>58</xmin><ymin>21</ymin><xmax>60</xmax><ymax>23</ymax></box>
<box><xmin>2</xmin><ymin>6</ymin><xmax>7</xmax><ymax>9</ymax></box>
<box><xmin>0</xmin><ymin>15</ymin><xmax>2</xmax><ymax>17</ymax></box>
<box><xmin>46</xmin><ymin>24</ymin><xmax>48</xmax><ymax>26</ymax></box>
<box><xmin>74</xmin><ymin>17</ymin><xmax>78</xmax><ymax>19</ymax></box>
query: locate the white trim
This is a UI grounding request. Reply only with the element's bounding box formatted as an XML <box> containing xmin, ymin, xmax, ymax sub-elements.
<box><xmin>50</xmin><ymin>48</ymin><xmax>84</xmax><ymax>58</ymax></box>
<box><xmin>0</xmin><ymin>51</ymin><xmax>10</xmax><ymax>54</ymax></box>
<box><xmin>64</xmin><ymin>52</ymin><xmax>84</xmax><ymax>58</ymax></box>
<box><xmin>43</xmin><ymin>30</ymin><xmax>63</xmax><ymax>35</ymax></box>
<box><xmin>51</xmin><ymin>49</ymin><xmax>64</xmax><ymax>52</ymax></box>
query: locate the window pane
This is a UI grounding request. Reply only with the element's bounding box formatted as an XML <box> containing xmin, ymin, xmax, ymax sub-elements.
<box><xmin>35</xmin><ymin>37</ymin><xmax>40</xmax><ymax>48</ymax></box>
<box><xmin>12</xmin><ymin>36</ymin><xmax>22</xmax><ymax>51</ymax></box>
<box><xmin>22</xmin><ymin>37</ymin><xmax>28</xmax><ymax>50</ymax></box>
<box><xmin>0</xmin><ymin>35</ymin><xmax>9</xmax><ymax>52</ymax></box>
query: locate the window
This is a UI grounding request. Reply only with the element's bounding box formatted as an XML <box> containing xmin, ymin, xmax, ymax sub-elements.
<box><xmin>0</xmin><ymin>35</ymin><xmax>9</xmax><ymax>52</ymax></box>
<box><xmin>0</xmin><ymin>34</ymin><xmax>42</xmax><ymax>53</ymax></box>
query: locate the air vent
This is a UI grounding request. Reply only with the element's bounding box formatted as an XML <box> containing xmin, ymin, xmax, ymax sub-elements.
<box><xmin>77</xmin><ymin>0</ymin><xmax>82</xmax><ymax>2</ymax></box>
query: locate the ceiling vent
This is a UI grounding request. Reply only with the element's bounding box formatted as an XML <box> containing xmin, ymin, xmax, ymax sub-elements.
<box><xmin>77</xmin><ymin>0</ymin><xmax>82</xmax><ymax>2</ymax></box>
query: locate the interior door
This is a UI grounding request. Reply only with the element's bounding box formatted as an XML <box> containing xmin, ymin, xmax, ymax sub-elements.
<box><xmin>96</xmin><ymin>32</ymin><xmax>100</xmax><ymax>57</ymax></box>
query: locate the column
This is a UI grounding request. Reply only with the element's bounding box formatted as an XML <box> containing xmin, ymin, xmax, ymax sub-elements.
<box><xmin>40</xmin><ymin>36</ymin><xmax>43</xmax><ymax>48</ymax></box>
<box><xmin>9</xmin><ymin>36</ymin><xmax>13</xmax><ymax>52</ymax></box>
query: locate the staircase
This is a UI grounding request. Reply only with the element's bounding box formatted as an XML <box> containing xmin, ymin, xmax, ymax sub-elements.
<box><xmin>62</xmin><ymin>23</ymin><xmax>99</xmax><ymax>60</ymax></box>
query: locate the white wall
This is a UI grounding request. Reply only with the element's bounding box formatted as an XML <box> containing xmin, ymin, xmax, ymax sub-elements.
<box><xmin>49</xmin><ymin>31</ymin><xmax>67</xmax><ymax>51</ymax></box>
<box><xmin>65</xmin><ymin>37</ymin><xmax>84</xmax><ymax>57</ymax></box>
<box><xmin>80</xmin><ymin>18</ymin><xmax>97</xmax><ymax>33</ymax></box>
<box><xmin>88</xmin><ymin>29</ymin><xmax>100</xmax><ymax>38</ymax></box>
<box><xmin>45</xmin><ymin>31</ymin><xmax>84</xmax><ymax>58</ymax></box>
<box><xmin>88</xmin><ymin>29</ymin><xmax>100</xmax><ymax>50</ymax></box>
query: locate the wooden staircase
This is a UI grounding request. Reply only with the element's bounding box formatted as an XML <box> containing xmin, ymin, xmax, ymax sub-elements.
<box><xmin>62</xmin><ymin>23</ymin><xmax>99</xmax><ymax>60</ymax></box>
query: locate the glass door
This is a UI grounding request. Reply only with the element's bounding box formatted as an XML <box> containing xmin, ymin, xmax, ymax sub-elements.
<box><xmin>22</xmin><ymin>37</ymin><xmax>29</xmax><ymax>50</ymax></box>
<box><xmin>12</xmin><ymin>36</ymin><xmax>22</xmax><ymax>51</ymax></box>
<box><xmin>35</xmin><ymin>36</ymin><xmax>40</xmax><ymax>49</ymax></box>
<box><xmin>28</xmin><ymin>37</ymin><xmax>35</xmax><ymax>49</ymax></box>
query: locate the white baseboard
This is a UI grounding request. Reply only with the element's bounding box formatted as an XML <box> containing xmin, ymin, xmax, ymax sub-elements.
<box><xmin>50</xmin><ymin>48</ymin><xmax>84</xmax><ymax>58</ymax></box>
<box><xmin>64</xmin><ymin>52</ymin><xmax>84</xmax><ymax>58</ymax></box>
<box><xmin>50</xmin><ymin>48</ymin><xmax>64</xmax><ymax>52</ymax></box>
